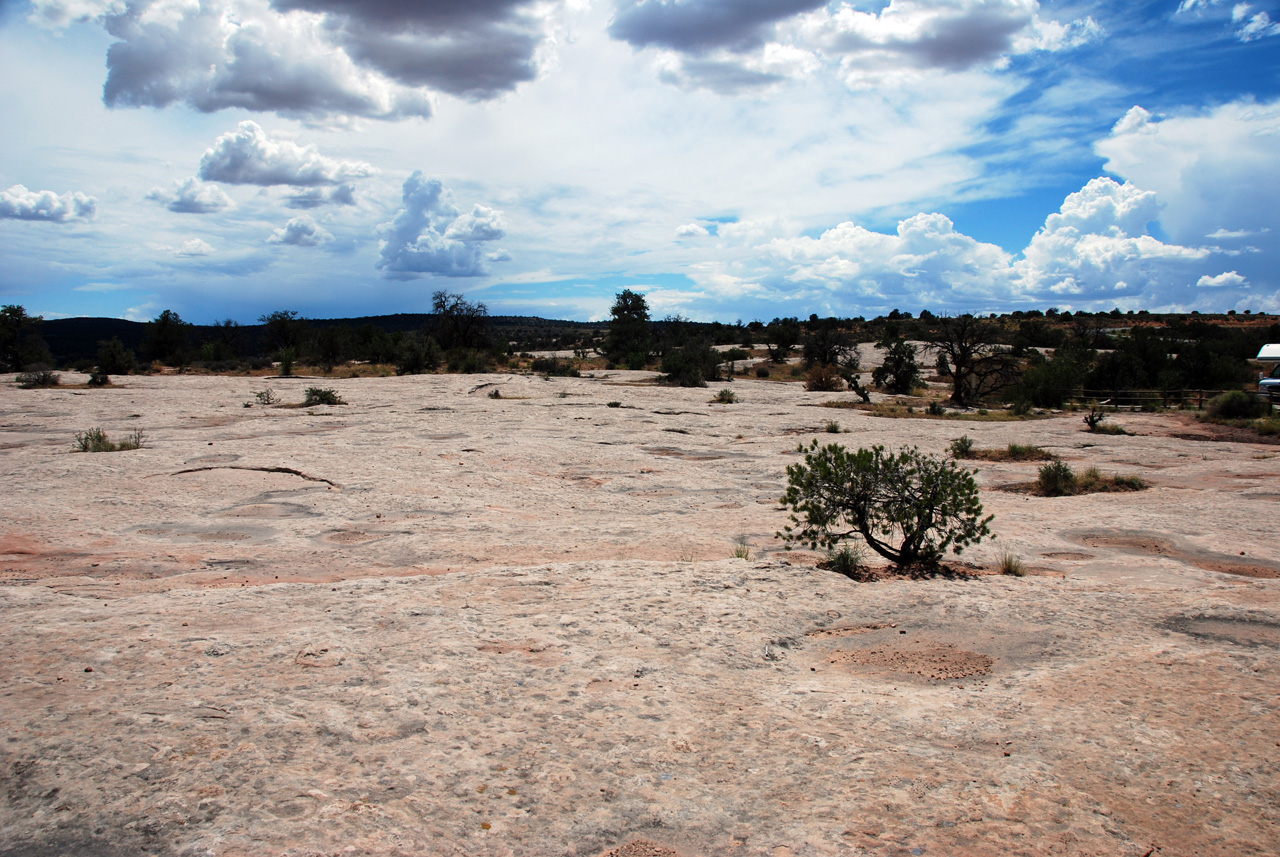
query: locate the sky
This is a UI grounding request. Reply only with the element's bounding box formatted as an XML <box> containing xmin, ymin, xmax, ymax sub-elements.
<box><xmin>1</xmin><ymin>0</ymin><xmax>1278</xmax><ymax>324</ymax></box>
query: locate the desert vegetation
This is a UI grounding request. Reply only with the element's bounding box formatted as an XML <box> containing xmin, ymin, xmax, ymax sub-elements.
<box><xmin>779</xmin><ymin>440</ymin><xmax>993</xmax><ymax>570</ymax></box>
<box><xmin>1035</xmin><ymin>461</ymin><xmax>1148</xmax><ymax>496</ymax></box>
<box><xmin>73</xmin><ymin>427</ymin><xmax>145</xmax><ymax>452</ymax></box>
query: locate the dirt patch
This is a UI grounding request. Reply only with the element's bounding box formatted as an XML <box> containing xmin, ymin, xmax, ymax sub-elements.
<box><xmin>828</xmin><ymin>642</ymin><xmax>994</xmax><ymax>681</ymax></box>
<box><xmin>806</xmin><ymin>623</ymin><xmax>895</xmax><ymax>638</ymax></box>
<box><xmin>598</xmin><ymin>840</ymin><xmax>682</xmax><ymax>857</ymax></box>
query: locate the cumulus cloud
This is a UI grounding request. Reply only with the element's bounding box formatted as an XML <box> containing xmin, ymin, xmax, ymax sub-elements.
<box><xmin>199</xmin><ymin>121</ymin><xmax>376</xmax><ymax>186</ymax></box>
<box><xmin>701</xmin><ymin>177</ymin><xmax>1228</xmax><ymax>312</ymax></box>
<box><xmin>175</xmin><ymin>238</ymin><xmax>215</xmax><ymax>256</ymax></box>
<box><xmin>618</xmin><ymin>0</ymin><xmax>1100</xmax><ymax>91</ymax></box>
<box><xmin>146</xmin><ymin>177</ymin><xmax>233</xmax><ymax>213</ymax></box>
<box><xmin>0</xmin><ymin>184</ymin><xmax>97</xmax><ymax>221</ymax></box>
<box><xmin>35</xmin><ymin>0</ymin><xmax>563</xmax><ymax>120</ymax></box>
<box><xmin>609</xmin><ymin>0</ymin><xmax>826</xmax><ymax>53</ymax></box>
<box><xmin>1197</xmin><ymin>270</ymin><xmax>1247</xmax><ymax>288</ymax></box>
<box><xmin>376</xmin><ymin>171</ymin><xmax>509</xmax><ymax>278</ymax></box>
<box><xmin>1095</xmin><ymin>99</ymin><xmax>1280</xmax><ymax>252</ymax></box>
<box><xmin>286</xmin><ymin>184</ymin><xmax>357</xmax><ymax>209</ymax></box>
<box><xmin>1016</xmin><ymin>178</ymin><xmax>1210</xmax><ymax>300</ymax></box>
<box><xmin>267</xmin><ymin>214</ymin><xmax>333</xmax><ymax>246</ymax></box>
<box><xmin>676</xmin><ymin>222</ymin><xmax>710</xmax><ymax>238</ymax></box>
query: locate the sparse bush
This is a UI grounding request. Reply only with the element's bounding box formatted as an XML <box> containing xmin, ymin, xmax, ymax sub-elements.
<box><xmin>254</xmin><ymin>388</ymin><xmax>279</xmax><ymax>406</ymax></box>
<box><xmin>1078</xmin><ymin>467</ymin><xmax>1148</xmax><ymax>493</ymax></box>
<box><xmin>303</xmin><ymin>387</ymin><xmax>345</xmax><ymax>406</ymax></box>
<box><xmin>755</xmin><ymin>364</ymin><xmax>770</xmax><ymax>379</ymax></box>
<box><xmin>1083</xmin><ymin>406</ymin><xmax>1106</xmax><ymax>430</ymax></box>
<box><xmin>804</xmin><ymin>364</ymin><xmax>845</xmax><ymax>392</ymax></box>
<box><xmin>927</xmin><ymin>401</ymin><xmax>946</xmax><ymax>416</ymax></box>
<box><xmin>999</xmin><ymin>552</ymin><xmax>1026</xmax><ymax>576</ymax></box>
<box><xmin>825</xmin><ymin>420</ymin><xmax>842</xmax><ymax>433</ymax></box>
<box><xmin>1036</xmin><ymin>460</ymin><xmax>1077</xmax><ymax>496</ymax></box>
<box><xmin>1206</xmin><ymin>390</ymin><xmax>1266</xmax><ymax>420</ymax></box>
<box><xmin>74</xmin><ymin>427</ymin><xmax>144</xmax><ymax>452</ymax></box>
<box><xmin>1004</xmin><ymin>443</ymin><xmax>1055</xmax><ymax>461</ymax></box>
<box><xmin>949</xmin><ymin>435</ymin><xmax>974</xmax><ymax>458</ymax></box>
<box><xmin>713</xmin><ymin>388</ymin><xmax>737</xmax><ymax>404</ymax></box>
<box><xmin>531</xmin><ymin>356</ymin><xmax>580</xmax><ymax>377</ymax></box>
<box><xmin>779</xmin><ymin>441</ymin><xmax>993</xmax><ymax>568</ymax></box>
<box><xmin>87</xmin><ymin>373</ymin><xmax>110</xmax><ymax>387</ymax></box>
<box><xmin>16</xmin><ymin>370</ymin><xmax>59</xmax><ymax>388</ymax></box>
<box><xmin>277</xmin><ymin>348</ymin><xmax>296</xmax><ymax>377</ymax></box>
<box><xmin>822</xmin><ymin>544</ymin><xmax>866</xmax><ymax>579</ymax></box>
<box><xmin>732</xmin><ymin>535</ymin><xmax>752</xmax><ymax>561</ymax></box>
<box><xmin>96</xmin><ymin>337</ymin><xmax>136</xmax><ymax>375</ymax></box>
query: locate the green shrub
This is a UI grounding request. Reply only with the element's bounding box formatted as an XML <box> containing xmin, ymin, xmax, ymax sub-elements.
<box><xmin>87</xmin><ymin>373</ymin><xmax>110</xmax><ymax>387</ymax></box>
<box><xmin>713</xmin><ymin>388</ymin><xmax>737</xmax><ymax>404</ymax></box>
<box><xmin>1206</xmin><ymin>390</ymin><xmax>1266</xmax><ymax>420</ymax></box>
<box><xmin>779</xmin><ymin>441</ymin><xmax>993</xmax><ymax>568</ymax></box>
<box><xmin>96</xmin><ymin>337</ymin><xmax>136</xmax><ymax>375</ymax></box>
<box><xmin>731</xmin><ymin>535</ymin><xmax>752</xmax><ymax>561</ymax></box>
<box><xmin>16</xmin><ymin>370</ymin><xmax>59</xmax><ymax>388</ymax></box>
<box><xmin>927</xmin><ymin>401</ymin><xmax>946</xmax><ymax>416</ymax></box>
<box><xmin>1036</xmin><ymin>461</ymin><xmax>1077</xmax><ymax>496</ymax></box>
<box><xmin>949</xmin><ymin>435</ymin><xmax>975</xmax><ymax>458</ymax></box>
<box><xmin>253</xmin><ymin>388</ymin><xmax>279</xmax><ymax>405</ymax></box>
<box><xmin>277</xmin><ymin>348</ymin><xmax>296</xmax><ymax>377</ymax></box>
<box><xmin>825</xmin><ymin>420</ymin><xmax>842</xmax><ymax>434</ymax></box>
<box><xmin>661</xmin><ymin>341</ymin><xmax>720</xmax><ymax>387</ymax></box>
<box><xmin>822</xmin><ymin>544</ymin><xmax>865</xmax><ymax>579</ymax></box>
<box><xmin>303</xmin><ymin>387</ymin><xmax>345</xmax><ymax>406</ymax></box>
<box><xmin>74</xmin><ymin>427</ymin><xmax>144</xmax><ymax>452</ymax></box>
<box><xmin>755</xmin><ymin>364</ymin><xmax>770</xmax><ymax>379</ymax></box>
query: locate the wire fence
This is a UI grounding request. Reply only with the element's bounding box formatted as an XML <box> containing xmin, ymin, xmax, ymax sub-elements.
<box><xmin>1066</xmin><ymin>388</ymin><xmax>1277</xmax><ymax>411</ymax></box>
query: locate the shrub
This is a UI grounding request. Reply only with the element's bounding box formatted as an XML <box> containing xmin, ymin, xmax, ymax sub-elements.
<box><xmin>488</xmin><ymin>388</ymin><xmax>503</xmax><ymax>399</ymax></box>
<box><xmin>999</xmin><ymin>552</ymin><xmax>1026</xmax><ymax>576</ymax></box>
<box><xmin>16</xmin><ymin>370</ymin><xmax>59</xmax><ymax>388</ymax></box>
<box><xmin>661</xmin><ymin>341</ymin><xmax>720</xmax><ymax>387</ymax></box>
<box><xmin>732</xmin><ymin>535</ymin><xmax>752</xmax><ymax>561</ymax></box>
<box><xmin>1078</xmin><ymin>467</ymin><xmax>1148</xmax><ymax>493</ymax></box>
<box><xmin>927</xmin><ymin>401</ymin><xmax>946</xmax><ymax>416</ymax></box>
<box><xmin>1004</xmin><ymin>443</ymin><xmax>1055</xmax><ymax>461</ymax></box>
<box><xmin>1036</xmin><ymin>461</ymin><xmax>1077</xmax><ymax>496</ymax></box>
<box><xmin>713</xmin><ymin>388</ymin><xmax>737</xmax><ymax>404</ymax></box>
<box><xmin>254</xmin><ymin>388</ymin><xmax>279</xmax><ymax>405</ymax></box>
<box><xmin>1206</xmin><ymin>390</ymin><xmax>1266</xmax><ymax>420</ymax></box>
<box><xmin>755</xmin><ymin>364</ymin><xmax>770</xmax><ymax>379</ymax></box>
<box><xmin>74</xmin><ymin>427</ymin><xmax>144</xmax><ymax>452</ymax></box>
<box><xmin>97</xmin><ymin>337</ymin><xmax>136</xmax><ymax>375</ymax></box>
<box><xmin>949</xmin><ymin>435</ymin><xmax>975</xmax><ymax>458</ymax></box>
<box><xmin>804</xmin><ymin>364</ymin><xmax>845</xmax><ymax>392</ymax></box>
<box><xmin>531</xmin><ymin>356</ymin><xmax>579</xmax><ymax>377</ymax></box>
<box><xmin>825</xmin><ymin>420</ymin><xmax>842</xmax><ymax>434</ymax></box>
<box><xmin>277</xmin><ymin>348</ymin><xmax>296</xmax><ymax>377</ymax></box>
<box><xmin>1083</xmin><ymin>406</ymin><xmax>1106</xmax><ymax>430</ymax></box>
<box><xmin>779</xmin><ymin>441</ymin><xmax>993</xmax><ymax>568</ymax></box>
<box><xmin>822</xmin><ymin>544</ymin><xmax>865</xmax><ymax>579</ymax></box>
<box><xmin>87</xmin><ymin>373</ymin><xmax>110</xmax><ymax>387</ymax></box>
<box><xmin>303</xmin><ymin>387</ymin><xmax>345</xmax><ymax>406</ymax></box>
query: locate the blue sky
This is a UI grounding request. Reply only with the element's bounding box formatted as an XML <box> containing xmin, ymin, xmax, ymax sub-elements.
<box><xmin>1</xmin><ymin>0</ymin><xmax>1278</xmax><ymax>324</ymax></box>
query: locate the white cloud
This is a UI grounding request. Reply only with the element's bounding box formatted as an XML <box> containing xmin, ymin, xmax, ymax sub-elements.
<box><xmin>175</xmin><ymin>238</ymin><xmax>215</xmax><ymax>256</ymax></box>
<box><xmin>1197</xmin><ymin>270</ymin><xmax>1246</xmax><ymax>288</ymax></box>
<box><xmin>1016</xmin><ymin>178</ymin><xmax>1210</xmax><ymax>301</ymax></box>
<box><xmin>1237</xmin><ymin>9</ymin><xmax>1280</xmax><ymax>39</ymax></box>
<box><xmin>266</xmin><ymin>215</ymin><xmax>332</xmax><ymax>247</ymax></box>
<box><xmin>676</xmin><ymin>222</ymin><xmax>709</xmax><ymax>238</ymax></box>
<box><xmin>0</xmin><ymin>184</ymin><xmax>97</xmax><ymax>221</ymax></box>
<box><xmin>199</xmin><ymin>121</ymin><xmax>376</xmax><ymax>187</ymax></box>
<box><xmin>376</xmin><ymin>172</ymin><xmax>509</xmax><ymax>278</ymax></box>
<box><xmin>1095</xmin><ymin>98</ymin><xmax>1280</xmax><ymax>290</ymax></box>
<box><xmin>145</xmin><ymin>177</ymin><xmax>232</xmax><ymax>213</ymax></box>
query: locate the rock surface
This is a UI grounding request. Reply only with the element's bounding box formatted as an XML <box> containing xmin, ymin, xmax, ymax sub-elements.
<box><xmin>2</xmin><ymin>371</ymin><xmax>1278</xmax><ymax>856</ymax></box>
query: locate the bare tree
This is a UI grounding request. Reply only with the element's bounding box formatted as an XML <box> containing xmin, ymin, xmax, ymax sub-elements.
<box><xmin>926</xmin><ymin>314</ymin><xmax>1020</xmax><ymax>407</ymax></box>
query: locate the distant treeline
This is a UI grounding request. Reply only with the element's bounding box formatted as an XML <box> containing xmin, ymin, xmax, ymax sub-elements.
<box><xmin>4</xmin><ymin>296</ymin><xmax>1279</xmax><ymax>406</ymax></box>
